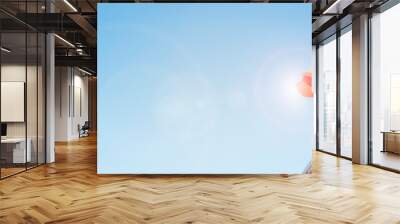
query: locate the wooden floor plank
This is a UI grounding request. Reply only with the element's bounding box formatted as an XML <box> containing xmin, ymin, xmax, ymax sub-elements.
<box><xmin>1</xmin><ymin>135</ymin><xmax>400</xmax><ymax>223</ymax></box>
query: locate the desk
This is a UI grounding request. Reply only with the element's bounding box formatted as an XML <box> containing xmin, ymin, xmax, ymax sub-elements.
<box><xmin>382</xmin><ymin>131</ymin><xmax>400</xmax><ymax>154</ymax></box>
<box><xmin>1</xmin><ymin>138</ymin><xmax>31</xmax><ymax>163</ymax></box>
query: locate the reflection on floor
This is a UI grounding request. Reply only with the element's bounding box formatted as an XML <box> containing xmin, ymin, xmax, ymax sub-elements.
<box><xmin>0</xmin><ymin>162</ymin><xmax>41</xmax><ymax>178</ymax></box>
<box><xmin>0</xmin><ymin>167</ymin><xmax>25</xmax><ymax>178</ymax></box>
<box><xmin>1</xmin><ymin>135</ymin><xmax>400</xmax><ymax>223</ymax></box>
<box><xmin>341</xmin><ymin>148</ymin><xmax>352</xmax><ymax>158</ymax></box>
<box><xmin>373</xmin><ymin>150</ymin><xmax>400</xmax><ymax>170</ymax></box>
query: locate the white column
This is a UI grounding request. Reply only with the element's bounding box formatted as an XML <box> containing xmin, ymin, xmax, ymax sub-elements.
<box><xmin>46</xmin><ymin>33</ymin><xmax>55</xmax><ymax>163</ymax></box>
<box><xmin>46</xmin><ymin>1</ymin><xmax>56</xmax><ymax>163</ymax></box>
<box><xmin>352</xmin><ymin>14</ymin><xmax>369</xmax><ymax>164</ymax></box>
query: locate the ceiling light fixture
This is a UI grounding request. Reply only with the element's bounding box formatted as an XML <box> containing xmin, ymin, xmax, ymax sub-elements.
<box><xmin>63</xmin><ymin>0</ymin><xmax>78</xmax><ymax>12</ymax></box>
<box><xmin>76</xmin><ymin>48</ymin><xmax>85</xmax><ymax>56</ymax></box>
<box><xmin>323</xmin><ymin>0</ymin><xmax>354</xmax><ymax>15</ymax></box>
<box><xmin>78</xmin><ymin>67</ymin><xmax>93</xmax><ymax>76</ymax></box>
<box><xmin>1</xmin><ymin>47</ymin><xmax>11</xmax><ymax>53</ymax></box>
<box><xmin>54</xmin><ymin>34</ymin><xmax>75</xmax><ymax>48</ymax></box>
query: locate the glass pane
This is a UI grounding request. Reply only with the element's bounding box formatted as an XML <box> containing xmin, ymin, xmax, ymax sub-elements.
<box><xmin>371</xmin><ymin>4</ymin><xmax>400</xmax><ymax>171</ymax></box>
<box><xmin>38</xmin><ymin>32</ymin><xmax>45</xmax><ymax>165</ymax></box>
<box><xmin>318</xmin><ymin>37</ymin><xmax>337</xmax><ymax>154</ymax></box>
<box><xmin>27</xmin><ymin>31</ymin><xmax>38</xmax><ymax>169</ymax></box>
<box><xmin>1</xmin><ymin>31</ymin><xmax>27</xmax><ymax>177</ymax></box>
<box><xmin>0</xmin><ymin>1</ymin><xmax>46</xmax><ymax>178</ymax></box>
<box><xmin>340</xmin><ymin>29</ymin><xmax>352</xmax><ymax>158</ymax></box>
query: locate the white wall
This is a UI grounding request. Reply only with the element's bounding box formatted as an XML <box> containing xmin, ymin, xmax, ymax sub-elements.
<box><xmin>72</xmin><ymin>73</ymin><xmax>89</xmax><ymax>138</ymax></box>
<box><xmin>1</xmin><ymin>65</ymin><xmax>29</xmax><ymax>141</ymax></box>
<box><xmin>1</xmin><ymin>65</ymin><xmax>41</xmax><ymax>137</ymax></box>
<box><xmin>55</xmin><ymin>67</ymin><xmax>89</xmax><ymax>141</ymax></box>
<box><xmin>55</xmin><ymin>67</ymin><xmax>70</xmax><ymax>141</ymax></box>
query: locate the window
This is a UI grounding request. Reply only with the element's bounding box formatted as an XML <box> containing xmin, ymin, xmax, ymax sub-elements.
<box><xmin>339</xmin><ymin>28</ymin><xmax>352</xmax><ymax>158</ymax></box>
<box><xmin>318</xmin><ymin>36</ymin><xmax>337</xmax><ymax>154</ymax></box>
<box><xmin>371</xmin><ymin>3</ymin><xmax>400</xmax><ymax>171</ymax></box>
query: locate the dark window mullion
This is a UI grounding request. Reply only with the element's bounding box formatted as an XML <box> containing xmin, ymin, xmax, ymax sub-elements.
<box><xmin>24</xmin><ymin>0</ymin><xmax>28</xmax><ymax>171</ymax></box>
<box><xmin>336</xmin><ymin>29</ymin><xmax>341</xmax><ymax>157</ymax></box>
<box><xmin>0</xmin><ymin>26</ymin><xmax>2</xmax><ymax>179</ymax></box>
<box><xmin>316</xmin><ymin>44</ymin><xmax>320</xmax><ymax>150</ymax></box>
<box><xmin>36</xmin><ymin>0</ymin><xmax>39</xmax><ymax>167</ymax></box>
<box><xmin>367</xmin><ymin>12</ymin><xmax>373</xmax><ymax>165</ymax></box>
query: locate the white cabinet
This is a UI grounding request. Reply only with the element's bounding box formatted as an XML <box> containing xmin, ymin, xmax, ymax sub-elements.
<box><xmin>1</xmin><ymin>138</ymin><xmax>32</xmax><ymax>163</ymax></box>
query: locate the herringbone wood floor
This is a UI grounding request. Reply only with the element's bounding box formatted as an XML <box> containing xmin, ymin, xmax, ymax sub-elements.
<box><xmin>1</xmin><ymin>135</ymin><xmax>400</xmax><ymax>224</ymax></box>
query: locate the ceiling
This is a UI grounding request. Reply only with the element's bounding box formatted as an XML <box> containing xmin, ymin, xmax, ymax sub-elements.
<box><xmin>0</xmin><ymin>0</ymin><xmax>392</xmax><ymax>74</ymax></box>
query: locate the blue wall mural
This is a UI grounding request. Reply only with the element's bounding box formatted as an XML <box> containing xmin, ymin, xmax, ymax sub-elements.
<box><xmin>98</xmin><ymin>4</ymin><xmax>312</xmax><ymax>174</ymax></box>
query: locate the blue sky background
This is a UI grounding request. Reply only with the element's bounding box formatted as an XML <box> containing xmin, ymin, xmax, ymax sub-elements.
<box><xmin>98</xmin><ymin>4</ymin><xmax>312</xmax><ymax>174</ymax></box>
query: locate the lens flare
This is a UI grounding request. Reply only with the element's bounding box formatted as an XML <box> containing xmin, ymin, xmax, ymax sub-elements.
<box><xmin>297</xmin><ymin>72</ymin><xmax>313</xmax><ymax>97</ymax></box>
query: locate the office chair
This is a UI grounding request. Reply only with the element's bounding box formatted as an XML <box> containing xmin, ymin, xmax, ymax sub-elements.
<box><xmin>79</xmin><ymin>121</ymin><xmax>90</xmax><ymax>138</ymax></box>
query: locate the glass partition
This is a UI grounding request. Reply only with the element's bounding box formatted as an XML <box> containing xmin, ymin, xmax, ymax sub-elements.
<box><xmin>0</xmin><ymin>31</ymin><xmax>28</xmax><ymax>177</ymax></box>
<box><xmin>0</xmin><ymin>1</ymin><xmax>46</xmax><ymax>179</ymax></box>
